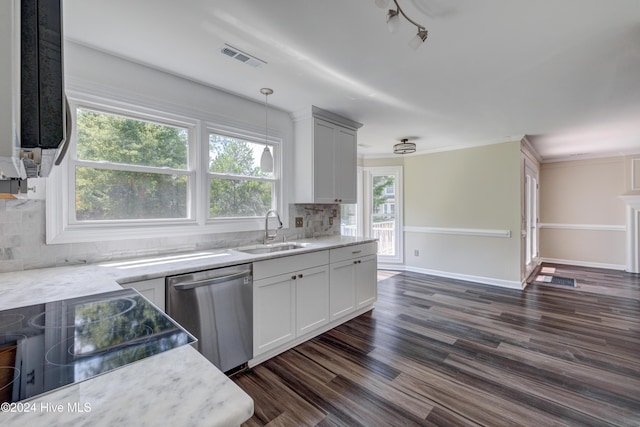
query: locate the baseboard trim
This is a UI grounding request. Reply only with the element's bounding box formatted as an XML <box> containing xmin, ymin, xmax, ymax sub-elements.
<box><xmin>540</xmin><ymin>257</ymin><xmax>625</xmax><ymax>271</ymax></box>
<box><xmin>380</xmin><ymin>264</ymin><xmax>523</xmax><ymax>290</ymax></box>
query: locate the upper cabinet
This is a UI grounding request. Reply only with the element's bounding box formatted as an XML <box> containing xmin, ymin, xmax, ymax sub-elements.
<box><xmin>294</xmin><ymin>106</ymin><xmax>362</xmax><ymax>204</ymax></box>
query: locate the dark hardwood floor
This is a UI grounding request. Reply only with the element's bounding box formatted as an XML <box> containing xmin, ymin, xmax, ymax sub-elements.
<box><xmin>233</xmin><ymin>264</ymin><xmax>640</xmax><ymax>426</ymax></box>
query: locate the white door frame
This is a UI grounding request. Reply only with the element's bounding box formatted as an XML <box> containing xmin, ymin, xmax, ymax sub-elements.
<box><xmin>523</xmin><ymin>158</ymin><xmax>539</xmax><ymax>278</ymax></box>
<box><xmin>363</xmin><ymin>166</ymin><xmax>404</xmax><ymax>265</ymax></box>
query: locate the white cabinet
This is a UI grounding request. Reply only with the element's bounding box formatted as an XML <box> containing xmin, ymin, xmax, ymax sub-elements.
<box><xmin>329</xmin><ymin>259</ymin><xmax>357</xmax><ymax>320</ymax></box>
<box><xmin>329</xmin><ymin>242</ymin><xmax>378</xmax><ymax>320</ymax></box>
<box><xmin>295</xmin><ymin>265</ymin><xmax>329</xmax><ymax>336</ymax></box>
<box><xmin>253</xmin><ymin>273</ymin><xmax>296</xmax><ymax>355</ymax></box>
<box><xmin>294</xmin><ymin>106</ymin><xmax>362</xmax><ymax>203</ymax></box>
<box><xmin>251</xmin><ymin>243</ymin><xmax>377</xmax><ymax>364</ymax></box>
<box><xmin>253</xmin><ymin>251</ymin><xmax>329</xmax><ymax>356</ymax></box>
<box><xmin>355</xmin><ymin>254</ymin><xmax>378</xmax><ymax>308</ymax></box>
<box><xmin>120</xmin><ymin>277</ymin><xmax>165</xmax><ymax>311</ymax></box>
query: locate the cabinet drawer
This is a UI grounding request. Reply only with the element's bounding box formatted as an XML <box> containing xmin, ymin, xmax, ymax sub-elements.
<box><xmin>329</xmin><ymin>242</ymin><xmax>377</xmax><ymax>263</ymax></box>
<box><xmin>254</xmin><ymin>250</ymin><xmax>329</xmax><ymax>280</ymax></box>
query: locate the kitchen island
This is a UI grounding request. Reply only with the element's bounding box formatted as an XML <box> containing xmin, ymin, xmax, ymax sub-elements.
<box><xmin>0</xmin><ymin>235</ymin><xmax>375</xmax><ymax>426</ymax></box>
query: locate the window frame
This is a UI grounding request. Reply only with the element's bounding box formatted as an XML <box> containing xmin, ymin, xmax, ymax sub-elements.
<box><xmin>69</xmin><ymin>103</ymin><xmax>197</xmax><ymax>226</ymax></box>
<box><xmin>206</xmin><ymin>124</ymin><xmax>281</xmax><ymax>223</ymax></box>
<box><xmin>46</xmin><ymin>92</ymin><xmax>284</xmax><ymax>244</ymax></box>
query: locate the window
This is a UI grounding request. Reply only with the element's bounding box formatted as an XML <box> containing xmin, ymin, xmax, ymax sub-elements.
<box><xmin>208</xmin><ymin>133</ymin><xmax>276</xmax><ymax>218</ymax></box>
<box><xmin>72</xmin><ymin>108</ymin><xmax>193</xmax><ymax>222</ymax></box>
<box><xmin>46</xmin><ymin>94</ymin><xmax>284</xmax><ymax>244</ymax></box>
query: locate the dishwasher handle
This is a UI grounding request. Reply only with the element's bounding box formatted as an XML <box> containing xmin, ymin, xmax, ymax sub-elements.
<box><xmin>171</xmin><ymin>271</ymin><xmax>251</xmax><ymax>290</ymax></box>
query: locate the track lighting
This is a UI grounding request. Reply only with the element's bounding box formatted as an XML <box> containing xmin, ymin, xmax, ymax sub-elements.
<box><xmin>375</xmin><ymin>0</ymin><xmax>428</xmax><ymax>49</ymax></box>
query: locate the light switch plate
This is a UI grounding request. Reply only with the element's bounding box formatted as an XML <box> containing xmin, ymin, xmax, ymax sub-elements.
<box><xmin>332</xmin><ymin>209</ymin><xmax>337</xmax><ymax>217</ymax></box>
<box><xmin>295</xmin><ymin>217</ymin><xmax>303</xmax><ymax>227</ymax></box>
<box><xmin>329</xmin><ymin>217</ymin><xmax>334</xmax><ymax>226</ymax></box>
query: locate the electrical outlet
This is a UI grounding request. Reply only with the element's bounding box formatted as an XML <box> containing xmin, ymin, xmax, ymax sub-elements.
<box><xmin>295</xmin><ymin>217</ymin><xmax>303</xmax><ymax>228</ymax></box>
<box><xmin>329</xmin><ymin>217</ymin><xmax>334</xmax><ymax>226</ymax></box>
<box><xmin>414</xmin><ymin>249</ymin><xmax>419</xmax><ymax>256</ymax></box>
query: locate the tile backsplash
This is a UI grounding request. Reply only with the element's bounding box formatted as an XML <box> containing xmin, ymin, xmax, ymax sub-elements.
<box><xmin>0</xmin><ymin>199</ymin><xmax>341</xmax><ymax>273</ymax></box>
<box><xmin>289</xmin><ymin>204</ymin><xmax>341</xmax><ymax>238</ymax></box>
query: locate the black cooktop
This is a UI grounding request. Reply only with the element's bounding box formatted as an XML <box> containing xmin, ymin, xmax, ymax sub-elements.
<box><xmin>0</xmin><ymin>289</ymin><xmax>195</xmax><ymax>403</ymax></box>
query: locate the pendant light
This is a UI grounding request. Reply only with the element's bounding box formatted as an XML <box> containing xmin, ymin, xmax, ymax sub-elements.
<box><xmin>260</xmin><ymin>88</ymin><xmax>274</xmax><ymax>173</ymax></box>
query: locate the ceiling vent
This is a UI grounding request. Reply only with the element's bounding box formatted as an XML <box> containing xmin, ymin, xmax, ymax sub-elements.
<box><xmin>220</xmin><ymin>44</ymin><xmax>266</xmax><ymax>68</ymax></box>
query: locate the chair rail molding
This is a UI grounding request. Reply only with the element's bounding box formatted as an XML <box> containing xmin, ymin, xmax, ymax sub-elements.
<box><xmin>539</xmin><ymin>223</ymin><xmax>626</xmax><ymax>232</ymax></box>
<box><xmin>403</xmin><ymin>226</ymin><xmax>511</xmax><ymax>238</ymax></box>
<box><xmin>620</xmin><ymin>195</ymin><xmax>640</xmax><ymax>273</ymax></box>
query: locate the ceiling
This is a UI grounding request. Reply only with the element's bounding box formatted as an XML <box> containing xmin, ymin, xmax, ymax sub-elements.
<box><xmin>63</xmin><ymin>0</ymin><xmax>640</xmax><ymax>161</ymax></box>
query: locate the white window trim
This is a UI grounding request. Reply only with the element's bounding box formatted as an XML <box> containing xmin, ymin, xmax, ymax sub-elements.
<box><xmin>46</xmin><ymin>93</ymin><xmax>285</xmax><ymax>244</ymax></box>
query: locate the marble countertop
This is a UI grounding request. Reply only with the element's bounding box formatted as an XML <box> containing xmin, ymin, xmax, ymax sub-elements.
<box><xmin>0</xmin><ymin>235</ymin><xmax>376</xmax><ymax>310</ymax></box>
<box><xmin>0</xmin><ymin>235</ymin><xmax>376</xmax><ymax>426</ymax></box>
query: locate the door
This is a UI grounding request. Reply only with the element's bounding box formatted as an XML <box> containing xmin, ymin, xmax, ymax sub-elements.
<box><xmin>364</xmin><ymin>166</ymin><xmax>403</xmax><ymax>264</ymax></box>
<box><xmin>329</xmin><ymin>259</ymin><xmax>357</xmax><ymax>320</ymax></box>
<box><xmin>296</xmin><ymin>265</ymin><xmax>329</xmax><ymax>335</ymax></box>
<box><xmin>355</xmin><ymin>254</ymin><xmax>378</xmax><ymax>308</ymax></box>
<box><xmin>253</xmin><ymin>273</ymin><xmax>296</xmax><ymax>355</ymax></box>
<box><xmin>313</xmin><ymin>118</ymin><xmax>336</xmax><ymax>203</ymax></box>
<box><xmin>523</xmin><ymin>160</ymin><xmax>539</xmax><ymax>278</ymax></box>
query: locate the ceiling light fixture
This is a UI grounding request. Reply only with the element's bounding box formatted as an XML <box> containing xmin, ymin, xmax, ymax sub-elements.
<box><xmin>260</xmin><ymin>88</ymin><xmax>274</xmax><ymax>173</ymax></box>
<box><xmin>375</xmin><ymin>0</ymin><xmax>428</xmax><ymax>50</ymax></box>
<box><xmin>393</xmin><ymin>138</ymin><xmax>416</xmax><ymax>154</ymax></box>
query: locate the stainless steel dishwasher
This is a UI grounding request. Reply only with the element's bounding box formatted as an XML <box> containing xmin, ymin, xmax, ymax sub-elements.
<box><xmin>166</xmin><ymin>263</ymin><xmax>252</xmax><ymax>374</ymax></box>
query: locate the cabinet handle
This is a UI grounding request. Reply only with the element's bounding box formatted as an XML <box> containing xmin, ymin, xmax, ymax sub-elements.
<box><xmin>353</xmin><ymin>260</ymin><xmax>358</xmax><ymax>264</ymax></box>
<box><xmin>352</xmin><ymin>250</ymin><xmax>362</xmax><ymax>254</ymax></box>
<box><xmin>334</xmin><ymin>198</ymin><xmax>339</xmax><ymax>202</ymax></box>
<box><xmin>291</xmin><ymin>275</ymin><xmax>297</xmax><ymax>280</ymax></box>
<box><xmin>298</xmin><ymin>274</ymin><xmax>303</xmax><ymax>278</ymax></box>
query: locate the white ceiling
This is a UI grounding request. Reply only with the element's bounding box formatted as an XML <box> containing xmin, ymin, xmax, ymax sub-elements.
<box><xmin>63</xmin><ymin>0</ymin><xmax>640</xmax><ymax>161</ymax></box>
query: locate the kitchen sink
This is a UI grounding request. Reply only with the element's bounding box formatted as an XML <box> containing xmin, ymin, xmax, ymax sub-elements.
<box><xmin>234</xmin><ymin>242</ymin><xmax>308</xmax><ymax>255</ymax></box>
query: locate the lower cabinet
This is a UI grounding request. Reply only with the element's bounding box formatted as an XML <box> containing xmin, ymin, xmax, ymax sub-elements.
<box><xmin>253</xmin><ymin>251</ymin><xmax>329</xmax><ymax>356</ymax></box>
<box><xmin>329</xmin><ymin>242</ymin><xmax>378</xmax><ymax>320</ymax></box>
<box><xmin>253</xmin><ymin>272</ymin><xmax>296</xmax><ymax>355</ymax></box>
<box><xmin>329</xmin><ymin>259</ymin><xmax>357</xmax><ymax>320</ymax></box>
<box><xmin>296</xmin><ymin>265</ymin><xmax>330</xmax><ymax>335</ymax></box>
<box><xmin>356</xmin><ymin>254</ymin><xmax>378</xmax><ymax>308</ymax></box>
<box><xmin>252</xmin><ymin>242</ymin><xmax>377</xmax><ymax>362</ymax></box>
<box><xmin>120</xmin><ymin>277</ymin><xmax>166</xmax><ymax>311</ymax></box>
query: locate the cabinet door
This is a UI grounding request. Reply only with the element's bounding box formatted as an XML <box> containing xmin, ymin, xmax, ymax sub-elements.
<box><xmin>254</xmin><ymin>273</ymin><xmax>296</xmax><ymax>355</ymax></box>
<box><xmin>296</xmin><ymin>265</ymin><xmax>329</xmax><ymax>336</ymax></box>
<box><xmin>121</xmin><ymin>277</ymin><xmax>166</xmax><ymax>311</ymax></box>
<box><xmin>356</xmin><ymin>254</ymin><xmax>378</xmax><ymax>308</ymax></box>
<box><xmin>313</xmin><ymin>118</ymin><xmax>337</xmax><ymax>203</ymax></box>
<box><xmin>329</xmin><ymin>259</ymin><xmax>357</xmax><ymax>320</ymax></box>
<box><xmin>334</xmin><ymin>126</ymin><xmax>357</xmax><ymax>203</ymax></box>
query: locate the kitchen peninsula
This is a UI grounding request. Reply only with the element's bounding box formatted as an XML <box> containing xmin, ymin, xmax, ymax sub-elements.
<box><xmin>0</xmin><ymin>236</ymin><xmax>376</xmax><ymax>426</ymax></box>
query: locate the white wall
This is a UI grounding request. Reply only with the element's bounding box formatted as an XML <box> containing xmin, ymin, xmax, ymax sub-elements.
<box><xmin>0</xmin><ymin>42</ymin><xmax>301</xmax><ymax>273</ymax></box>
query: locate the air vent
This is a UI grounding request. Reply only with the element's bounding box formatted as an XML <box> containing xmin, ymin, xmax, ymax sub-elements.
<box><xmin>220</xmin><ymin>44</ymin><xmax>266</xmax><ymax>68</ymax></box>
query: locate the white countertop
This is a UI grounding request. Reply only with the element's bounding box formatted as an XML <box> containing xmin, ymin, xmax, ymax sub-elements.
<box><xmin>0</xmin><ymin>235</ymin><xmax>376</xmax><ymax>426</ymax></box>
<box><xmin>0</xmin><ymin>236</ymin><xmax>375</xmax><ymax>311</ymax></box>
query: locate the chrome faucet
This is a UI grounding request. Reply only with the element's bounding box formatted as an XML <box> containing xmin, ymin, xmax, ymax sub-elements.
<box><xmin>264</xmin><ymin>209</ymin><xmax>283</xmax><ymax>244</ymax></box>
